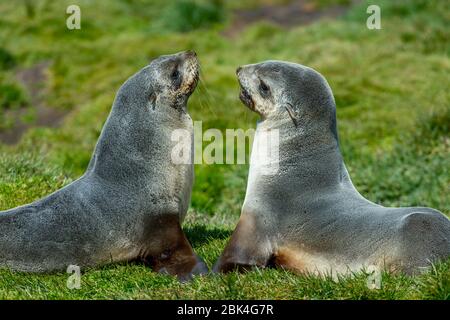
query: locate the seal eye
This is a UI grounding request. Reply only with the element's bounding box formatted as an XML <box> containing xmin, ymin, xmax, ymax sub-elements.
<box><xmin>259</xmin><ymin>80</ymin><xmax>270</xmax><ymax>98</ymax></box>
<box><xmin>171</xmin><ymin>69</ymin><xmax>180</xmax><ymax>80</ymax></box>
<box><xmin>171</xmin><ymin>67</ymin><xmax>182</xmax><ymax>89</ymax></box>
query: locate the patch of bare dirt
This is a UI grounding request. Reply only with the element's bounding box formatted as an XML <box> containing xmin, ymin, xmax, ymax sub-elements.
<box><xmin>0</xmin><ymin>61</ymin><xmax>68</xmax><ymax>145</ymax></box>
<box><xmin>223</xmin><ymin>0</ymin><xmax>351</xmax><ymax>37</ymax></box>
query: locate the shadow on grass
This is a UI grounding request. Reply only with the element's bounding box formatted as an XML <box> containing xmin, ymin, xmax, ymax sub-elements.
<box><xmin>97</xmin><ymin>226</ymin><xmax>231</xmax><ymax>271</ymax></box>
<box><xmin>184</xmin><ymin>225</ymin><xmax>231</xmax><ymax>247</ymax></box>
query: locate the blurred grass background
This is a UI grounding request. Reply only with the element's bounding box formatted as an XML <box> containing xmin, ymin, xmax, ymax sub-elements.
<box><xmin>0</xmin><ymin>0</ymin><xmax>448</xmax><ymax>299</ymax></box>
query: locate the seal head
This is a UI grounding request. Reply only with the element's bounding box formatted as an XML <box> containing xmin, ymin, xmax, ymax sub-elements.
<box><xmin>237</xmin><ymin>61</ymin><xmax>337</xmax><ymax>140</ymax></box>
<box><xmin>143</xmin><ymin>50</ymin><xmax>199</xmax><ymax>110</ymax></box>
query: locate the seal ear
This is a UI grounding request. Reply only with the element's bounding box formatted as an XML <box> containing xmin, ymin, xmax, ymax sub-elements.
<box><xmin>285</xmin><ymin>103</ymin><xmax>299</xmax><ymax>127</ymax></box>
<box><xmin>149</xmin><ymin>92</ymin><xmax>156</xmax><ymax>110</ymax></box>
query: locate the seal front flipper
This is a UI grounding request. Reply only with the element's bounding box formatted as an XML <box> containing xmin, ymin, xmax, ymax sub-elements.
<box><xmin>213</xmin><ymin>211</ymin><xmax>273</xmax><ymax>273</ymax></box>
<box><xmin>140</xmin><ymin>215</ymin><xmax>208</xmax><ymax>281</ymax></box>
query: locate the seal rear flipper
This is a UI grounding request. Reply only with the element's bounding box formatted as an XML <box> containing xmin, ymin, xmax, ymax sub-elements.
<box><xmin>397</xmin><ymin>210</ymin><xmax>450</xmax><ymax>274</ymax></box>
<box><xmin>213</xmin><ymin>213</ymin><xmax>273</xmax><ymax>273</ymax></box>
<box><xmin>140</xmin><ymin>215</ymin><xmax>208</xmax><ymax>281</ymax></box>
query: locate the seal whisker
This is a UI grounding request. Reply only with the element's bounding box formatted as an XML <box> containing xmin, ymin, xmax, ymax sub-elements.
<box><xmin>285</xmin><ymin>103</ymin><xmax>299</xmax><ymax>127</ymax></box>
<box><xmin>197</xmin><ymin>76</ymin><xmax>217</xmax><ymax>116</ymax></box>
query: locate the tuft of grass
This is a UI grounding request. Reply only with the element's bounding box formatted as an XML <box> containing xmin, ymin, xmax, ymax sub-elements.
<box><xmin>0</xmin><ymin>77</ymin><xmax>30</xmax><ymax>130</ymax></box>
<box><xmin>314</xmin><ymin>0</ymin><xmax>352</xmax><ymax>9</ymax></box>
<box><xmin>0</xmin><ymin>47</ymin><xmax>16</xmax><ymax>70</ymax></box>
<box><xmin>415</xmin><ymin>261</ymin><xmax>450</xmax><ymax>300</ymax></box>
<box><xmin>0</xmin><ymin>82</ymin><xmax>28</xmax><ymax>110</ymax></box>
<box><xmin>161</xmin><ymin>0</ymin><xmax>225</xmax><ymax>32</ymax></box>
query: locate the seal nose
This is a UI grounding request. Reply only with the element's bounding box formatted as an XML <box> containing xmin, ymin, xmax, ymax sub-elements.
<box><xmin>184</xmin><ymin>50</ymin><xmax>197</xmax><ymax>57</ymax></box>
<box><xmin>236</xmin><ymin>66</ymin><xmax>242</xmax><ymax>75</ymax></box>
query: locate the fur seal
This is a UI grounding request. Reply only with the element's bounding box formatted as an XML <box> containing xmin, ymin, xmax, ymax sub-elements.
<box><xmin>0</xmin><ymin>51</ymin><xmax>208</xmax><ymax>280</ymax></box>
<box><xmin>214</xmin><ymin>61</ymin><xmax>450</xmax><ymax>275</ymax></box>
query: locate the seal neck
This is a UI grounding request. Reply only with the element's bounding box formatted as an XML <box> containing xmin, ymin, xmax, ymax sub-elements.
<box><xmin>249</xmin><ymin>119</ymin><xmax>352</xmax><ymax>193</ymax></box>
<box><xmin>85</xmin><ymin>101</ymin><xmax>193</xmax><ymax>186</ymax></box>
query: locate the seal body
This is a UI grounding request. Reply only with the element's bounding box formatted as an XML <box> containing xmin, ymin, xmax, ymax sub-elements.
<box><xmin>214</xmin><ymin>61</ymin><xmax>450</xmax><ymax>275</ymax></box>
<box><xmin>0</xmin><ymin>51</ymin><xmax>207</xmax><ymax>280</ymax></box>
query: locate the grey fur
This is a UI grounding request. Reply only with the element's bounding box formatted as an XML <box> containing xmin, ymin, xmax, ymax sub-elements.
<box><xmin>215</xmin><ymin>61</ymin><xmax>450</xmax><ymax>275</ymax></box>
<box><xmin>0</xmin><ymin>51</ymin><xmax>207</xmax><ymax>278</ymax></box>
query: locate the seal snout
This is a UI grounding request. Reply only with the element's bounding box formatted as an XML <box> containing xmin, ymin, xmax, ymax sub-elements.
<box><xmin>182</xmin><ymin>50</ymin><xmax>197</xmax><ymax>59</ymax></box>
<box><xmin>239</xmin><ymin>86</ymin><xmax>254</xmax><ymax>110</ymax></box>
<box><xmin>180</xmin><ymin>50</ymin><xmax>200</xmax><ymax>96</ymax></box>
<box><xmin>236</xmin><ymin>66</ymin><xmax>255</xmax><ymax>111</ymax></box>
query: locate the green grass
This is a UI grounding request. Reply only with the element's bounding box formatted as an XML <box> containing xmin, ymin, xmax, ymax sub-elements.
<box><xmin>0</xmin><ymin>258</ymin><xmax>449</xmax><ymax>299</ymax></box>
<box><xmin>0</xmin><ymin>0</ymin><xmax>449</xmax><ymax>299</ymax></box>
<box><xmin>161</xmin><ymin>0</ymin><xmax>225</xmax><ymax>32</ymax></box>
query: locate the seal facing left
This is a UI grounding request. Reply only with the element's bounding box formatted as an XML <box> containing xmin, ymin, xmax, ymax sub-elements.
<box><xmin>214</xmin><ymin>60</ymin><xmax>450</xmax><ymax>276</ymax></box>
<box><xmin>0</xmin><ymin>51</ymin><xmax>207</xmax><ymax>280</ymax></box>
